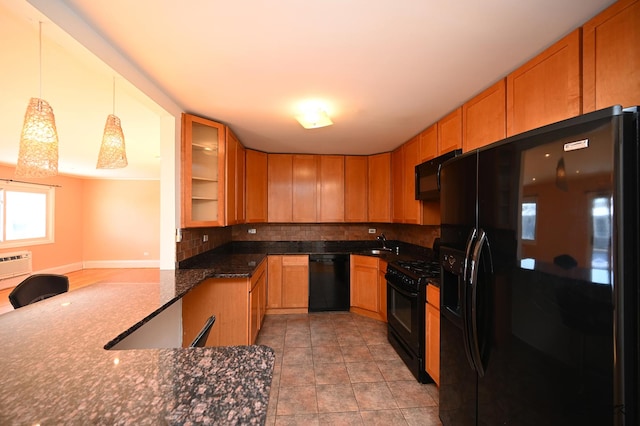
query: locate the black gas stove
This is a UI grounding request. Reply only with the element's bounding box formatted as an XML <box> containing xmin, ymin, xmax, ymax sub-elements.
<box><xmin>386</xmin><ymin>257</ymin><xmax>440</xmax><ymax>384</ymax></box>
<box><xmin>386</xmin><ymin>259</ymin><xmax>440</xmax><ymax>293</ymax></box>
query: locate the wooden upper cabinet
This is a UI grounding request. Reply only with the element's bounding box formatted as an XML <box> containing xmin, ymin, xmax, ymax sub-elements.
<box><xmin>181</xmin><ymin>113</ymin><xmax>226</xmax><ymax>227</ymax></box>
<box><xmin>345</xmin><ymin>156</ymin><xmax>368</xmax><ymax>222</ymax></box>
<box><xmin>438</xmin><ymin>107</ymin><xmax>462</xmax><ymax>154</ymax></box>
<box><xmin>293</xmin><ymin>155</ymin><xmax>317</xmax><ymax>222</ymax></box>
<box><xmin>507</xmin><ymin>29</ymin><xmax>582</xmax><ymax>136</ymax></box>
<box><xmin>225</xmin><ymin>128</ymin><xmax>245</xmax><ymax>225</ymax></box>
<box><xmin>237</xmin><ymin>143</ymin><xmax>246</xmax><ymax>224</ymax></box>
<box><xmin>246</xmin><ymin>149</ymin><xmax>268</xmax><ymax>223</ymax></box>
<box><xmin>403</xmin><ymin>136</ymin><xmax>421</xmax><ymax>224</ymax></box>
<box><xmin>390</xmin><ymin>146</ymin><xmax>404</xmax><ymax>223</ymax></box>
<box><xmin>583</xmin><ymin>0</ymin><xmax>640</xmax><ymax>112</ymax></box>
<box><xmin>463</xmin><ymin>79</ymin><xmax>507</xmax><ymax>152</ymax></box>
<box><xmin>318</xmin><ymin>155</ymin><xmax>345</xmax><ymax>222</ymax></box>
<box><xmin>419</xmin><ymin>124</ymin><xmax>438</xmax><ymax>162</ymax></box>
<box><xmin>367</xmin><ymin>153</ymin><xmax>391</xmax><ymax>222</ymax></box>
<box><xmin>267</xmin><ymin>154</ymin><xmax>293</xmax><ymax>222</ymax></box>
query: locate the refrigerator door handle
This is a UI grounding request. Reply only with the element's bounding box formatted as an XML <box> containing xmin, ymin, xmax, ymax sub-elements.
<box><xmin>461</xmin><ymin>228</ymin><xmax>478</xmax><ymax>371</ymax></box>
<box><xmin>469</xmin><ymin>228</ymin><xmax>488</xmax><ymax>377</ymax></box>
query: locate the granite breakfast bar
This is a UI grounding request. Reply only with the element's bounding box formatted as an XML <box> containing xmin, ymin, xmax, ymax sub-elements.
<box><xmin>0</xmin><ymin>263</ymin><xmax>274</xmax><ymax>425</ymax></box>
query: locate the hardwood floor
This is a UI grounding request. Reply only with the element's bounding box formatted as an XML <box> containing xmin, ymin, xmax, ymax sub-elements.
<box><xmin>0</xmin><ymin>268</ymin><xmax>160</xmax><ymax>315</ymax></box>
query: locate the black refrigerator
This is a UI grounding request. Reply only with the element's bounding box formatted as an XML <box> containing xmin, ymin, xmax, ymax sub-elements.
<box><xmin>438</xmin><ymin>105</ymin><xmax>639</xmax><ymax>426</ymax></box>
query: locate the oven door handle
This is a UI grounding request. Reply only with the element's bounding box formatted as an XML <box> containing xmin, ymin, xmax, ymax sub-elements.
<box><xmin>387</xmin><ymin>281</ymin><xmax>419</xmax><ymax>298</ymax></box>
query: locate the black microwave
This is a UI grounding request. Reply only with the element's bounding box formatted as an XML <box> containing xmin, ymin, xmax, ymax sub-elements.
<box><xmin>415</xmin><ymin>149</ymin><xmax>461</xmax><ymax>200</ymax></box>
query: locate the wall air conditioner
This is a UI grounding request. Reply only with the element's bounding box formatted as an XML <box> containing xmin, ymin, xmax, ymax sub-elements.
<box><xmin>0</xmin><ymin>251</ymin><xmax>33</xmax><ymax>281</ymax></box>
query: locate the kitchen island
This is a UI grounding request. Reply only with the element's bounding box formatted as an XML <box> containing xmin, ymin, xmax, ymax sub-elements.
<box><xmin>0</xmin><ymin>269</ymin><xmax>274</xmax><ymax>425</ymax></box>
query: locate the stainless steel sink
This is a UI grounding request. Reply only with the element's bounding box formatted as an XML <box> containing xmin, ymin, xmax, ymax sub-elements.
<box><xmin>360</xmin><ymin>248</ymin><xmax>394</xmax><ymax>256</ymax></box>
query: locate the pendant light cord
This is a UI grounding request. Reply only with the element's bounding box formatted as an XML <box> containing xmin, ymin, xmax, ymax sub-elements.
<box><xmin>38</xmin><ymin>21</ymin><xmax>42</xmax><ymax>99</ymax></box>
<box><xmin>112</xmin><ymin>76</ymin><xmax>116</xmax><ymax>115</ymax></box>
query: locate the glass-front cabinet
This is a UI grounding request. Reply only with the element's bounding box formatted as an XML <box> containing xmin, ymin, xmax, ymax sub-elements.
<box><xmin>181</xmin><ymin>113</ymin><xmax>226</xmax><ymax>227</ymax></box>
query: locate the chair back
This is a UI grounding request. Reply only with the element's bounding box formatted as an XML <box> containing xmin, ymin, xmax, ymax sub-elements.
<box><xmin>190</xmin><ymin>315</ymin><xmax>216</xmax><ymax>347</ymax></box>
<box><xmin>8</xmin><ymin>274</ymin><xmax>70</xmax><ymax>309</ymax></box>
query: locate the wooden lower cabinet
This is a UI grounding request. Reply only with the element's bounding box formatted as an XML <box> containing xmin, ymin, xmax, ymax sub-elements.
<box><xmin>350</xmin><ymin>255</ymin><xmax>387</xmax><ymax>322</ymax></box>
<box><xmin>266</xmin><ymin>255</ymin><xmax>309</xmax><ymax>314</ymax></box>
<box><xmin>182</xmin><ymin>258</ymin><xmax>267</xmax><ymax>346</ymax></box>
<box><xmin>249</xmin><ymin>260</ymin><xmax>268</xmax><ymax>344</ymax></box>
<box><xmin>378</xmin><ymin>259</ymin><xmax>388</xmax><ymax>322</ymax></box>
<box><xmin>425</xmin><ymin>284</ymin><xmax>440</xmax><ymax>385</ymax></box>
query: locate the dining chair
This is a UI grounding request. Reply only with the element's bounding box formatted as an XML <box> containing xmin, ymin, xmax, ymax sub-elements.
<box><xmin>8</xmin><ymin>274</ymin><xmax>70</xmax><ymax>309</ymax></box>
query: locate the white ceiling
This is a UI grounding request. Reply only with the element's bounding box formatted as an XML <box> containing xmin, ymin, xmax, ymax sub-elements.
<box><xmin>0</xmin><ymin>0</ymin><xmax>615</xmax><ymax>179</ymax></box>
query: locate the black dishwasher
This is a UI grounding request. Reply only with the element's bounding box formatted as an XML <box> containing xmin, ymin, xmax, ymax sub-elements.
<box><xmin>308</xmin><ymin>254</ymin><xmax>350</xmax><ymax>312</ymax></box>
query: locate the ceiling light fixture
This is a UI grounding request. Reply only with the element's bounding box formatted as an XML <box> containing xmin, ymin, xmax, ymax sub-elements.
<box><xmin>97</xmin><ymin>77</ymin><xmax>128</xmax><ymax>169</ymax></box>
<box><xmin>295</xmin><ymin>108</ymin><xmax>333</xmax><ymax>129</ymax></box>
<box><xmin>15</xmin><ymin>22</ymin><xmax>59</xmax><ymax>178</ymax></box>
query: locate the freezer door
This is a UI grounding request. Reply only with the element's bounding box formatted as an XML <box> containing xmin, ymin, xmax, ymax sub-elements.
<box><xmin>475</xmin><ymin>113</ymin><xmax>617</xmax><ymax>425</ymax></box>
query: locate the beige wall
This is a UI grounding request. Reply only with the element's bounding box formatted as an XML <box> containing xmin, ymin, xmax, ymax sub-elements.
<box><xmin>82</xmin><ymin>179</ymin><xmax>160</xmax><ymax>265</ymax></box>
<box><xmin>0</xmin><ymin>164</ymin><xmax>160</xmax><ymax>273</ymax></box>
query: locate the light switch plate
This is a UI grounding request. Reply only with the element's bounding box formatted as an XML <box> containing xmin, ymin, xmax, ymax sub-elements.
<box><xmin>368</xmin><ymin>228</ymin><xmax>376</xmax><ymax>234</ymax></box>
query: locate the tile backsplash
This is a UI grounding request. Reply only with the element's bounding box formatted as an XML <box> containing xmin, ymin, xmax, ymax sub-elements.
<box><xmin>176</xmin><ymin>223</ymin><xmax>440</xmax><ymax>263</ymax></box>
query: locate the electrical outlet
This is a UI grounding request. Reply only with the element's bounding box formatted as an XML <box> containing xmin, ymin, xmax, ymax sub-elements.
<box><xmin>368</xmin><ymin>228</ymin><xmax>376</xmax><ymax>234</ymax></box>
<box><xmin>175</xmin><ymin>228</ymin><xmax>182</xmax><ymax>242</ymax></box>
<box><xmin>248</xmin><ymin>228</ymin><xmax>257</xmax><ymax>234</ymax></box>
<box><xmin>203</xmin><ymin>235</ymin><xmax>208</xmax><ymax>242</ymax></box>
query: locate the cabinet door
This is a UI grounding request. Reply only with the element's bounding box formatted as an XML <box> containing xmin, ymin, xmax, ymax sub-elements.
<box><xmin>267</xmin><ymin>154</ymin><xmax>293</xmax><ymax>222</ymax></box>
<box><xmin>267</xmin><ymin>256</ymin><xmax>283</xmax><ymax>308</ymax></box>
<box><xmin>350</xmin><ymin>255</ymin><xmax>379</xmax><ymax>313</ymax></box>
<box><xmin>419</xmin><ymin>124</ymin><xmax>438</xmax><ymax>162</ymax></box>
<box><xmin>293</xmin><ymin>155</ymin><xmax>317</xmax><ymax>222</ymax></box>
<box><xmin>506</xmin><ymin>29</ymin><xmax>581</xmax><ymax>136</ymax></box>
<box><xmin>463</xmin><ymin>79</ymin><xmax>506</xmax><ymax>152</ymax></box>
<box><xmin>282</xmin><ymin>255</ymin><xmax>309</xmax><ymax>308</ymax></box>
<box><xmin>249</xmin><ymin>259</ymin><xmax>266</xmax><ymax>344</ymax></box>
<box><xmin>583</xmin><ymin>0</ymin><xmax>640</xmax><ymax>112</ymax></box>
<box><xmin>237</xmin><ymin>143</ymin><xmax>246</xmax><ymax>224</ymax></box>
<box><xmin>426</xmin><ymin>303</ymin><xmax>440</xmax><ymax>385</ymax></box>
<box><xmin>426</xmin><ymin>285</ymin><xmax>440</xmax><ymax>384</ymax></box>
<box><xmin>403</xmin><ymin>136</ymin><xmax>421</xmax><ymax>224</ymax></box>
<box><xmin>181</xmin><ymin>113</ymin><xmax>226</xmax><ymax>227</ymax></box>
<box><xmin>367</xmin><ymin>153</ymin><xmax>391</xmax><ymax>222</ymax></box>
<box><xmin>345</xmin><ymin>156</ymin><xmax>368</xmax><ymax>222</ymax></box>
<box><xmin>378</xmin><ymin>260</ymin><xmax>388</xmax><ymax>322</ymax></box>
<box><xmin>438</xmin><ymin>107</ymin><xmax>462</xmax><ymax>155</ymax></box>
<box><xmin>225</xmin><ymin>128</ymin><xmax>239</xmax><ymax>225</ymax></box>
<box><xmin>182</xmin><ymin>277</ymin><xmax>250</xmax><ymax>347</ymax></box>
<box><xmin>246</xmin><ymin>149</ymin><xmax>268</xmax><ymax>223</ymax></box>
<box><xmin>318</xmin><ymin>155</ymin><xmax>345</xmax><ymax>222</ymax></box>
<box><xmin>391</xmin><ymin>146</ymin><xmax>404</xmax><ymax>223</ymax></box>
<box><xmin>249</xmin><ymin>282</ymin><xmax>260</xmax><ymax>344</ymax></box>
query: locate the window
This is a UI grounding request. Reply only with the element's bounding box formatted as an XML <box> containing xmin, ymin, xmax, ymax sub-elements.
<box><xmin>521</xmin><ymin>199</ymin><xmax>537</xmax><ymax>241</ymax></box>
<box><xmin>0</xmin><ymin>181</ymin><xmax>55</xmax><ymax>248</ymax></box>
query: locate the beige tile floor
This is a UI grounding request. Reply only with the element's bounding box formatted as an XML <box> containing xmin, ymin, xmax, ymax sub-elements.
<box><xmin>256</xmin><ymin>312</ymin><xmax>442</xmax><ymax>425</ymax></box>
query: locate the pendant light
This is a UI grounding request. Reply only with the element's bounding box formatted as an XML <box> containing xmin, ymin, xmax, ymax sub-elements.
<box><xmin>15</xmin><ymin>22</ymin><xmax>59</xmax><ymax>178</ymax></box>
<box><xmin>97</xmin><ymin>77</ymin><xmax>128</xmax><ymax>169</ymax></box>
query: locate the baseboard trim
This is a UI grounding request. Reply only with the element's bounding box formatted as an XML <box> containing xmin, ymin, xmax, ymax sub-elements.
<box><xmin>83</xmin><ymin>260</ymin><xmax>161</xmax><ymax>269</ymax></box>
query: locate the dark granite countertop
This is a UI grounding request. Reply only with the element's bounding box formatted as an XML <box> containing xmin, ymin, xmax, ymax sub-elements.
<box><xmin>0</xmin><ymin>271</ymin><xmax>274</xmax><ymax>425</ymax></box>
<box><xmin>179</xmin><ymin>240</ymin><xmax>435</xmax><ymax>273</ymax></box>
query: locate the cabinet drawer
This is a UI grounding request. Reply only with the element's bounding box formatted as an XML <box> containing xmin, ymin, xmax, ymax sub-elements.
<box><xmin>351</xmin><ymin>254</ymin><xmax>379</xmax><ymax>268</ymax></box>
<box><xmin>427</xmin><ymin>284</ymin><xmax>440</xmax><ymax>309</ymax></box>
<box><xmin>282</xmin><ymin>255</ymin><xmax>308</xmax><ymax>266</ymax></box>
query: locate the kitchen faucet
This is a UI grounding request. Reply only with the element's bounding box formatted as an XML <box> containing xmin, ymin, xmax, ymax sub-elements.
<box><xmin>376</xmin><ymin>233</ymin><xmax>391</xmax><ymax>251</ymax></box>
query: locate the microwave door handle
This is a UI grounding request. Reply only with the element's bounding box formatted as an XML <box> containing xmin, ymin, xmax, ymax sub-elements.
<box><xmin>469</xmin><ymin>229</ymin><xmax>488</xmax><ymax>377</ymax></box>
<box><xmin>461</xmin><ymin>228</ymin><xmax>478</xmax><ymax>372</ymax></box>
